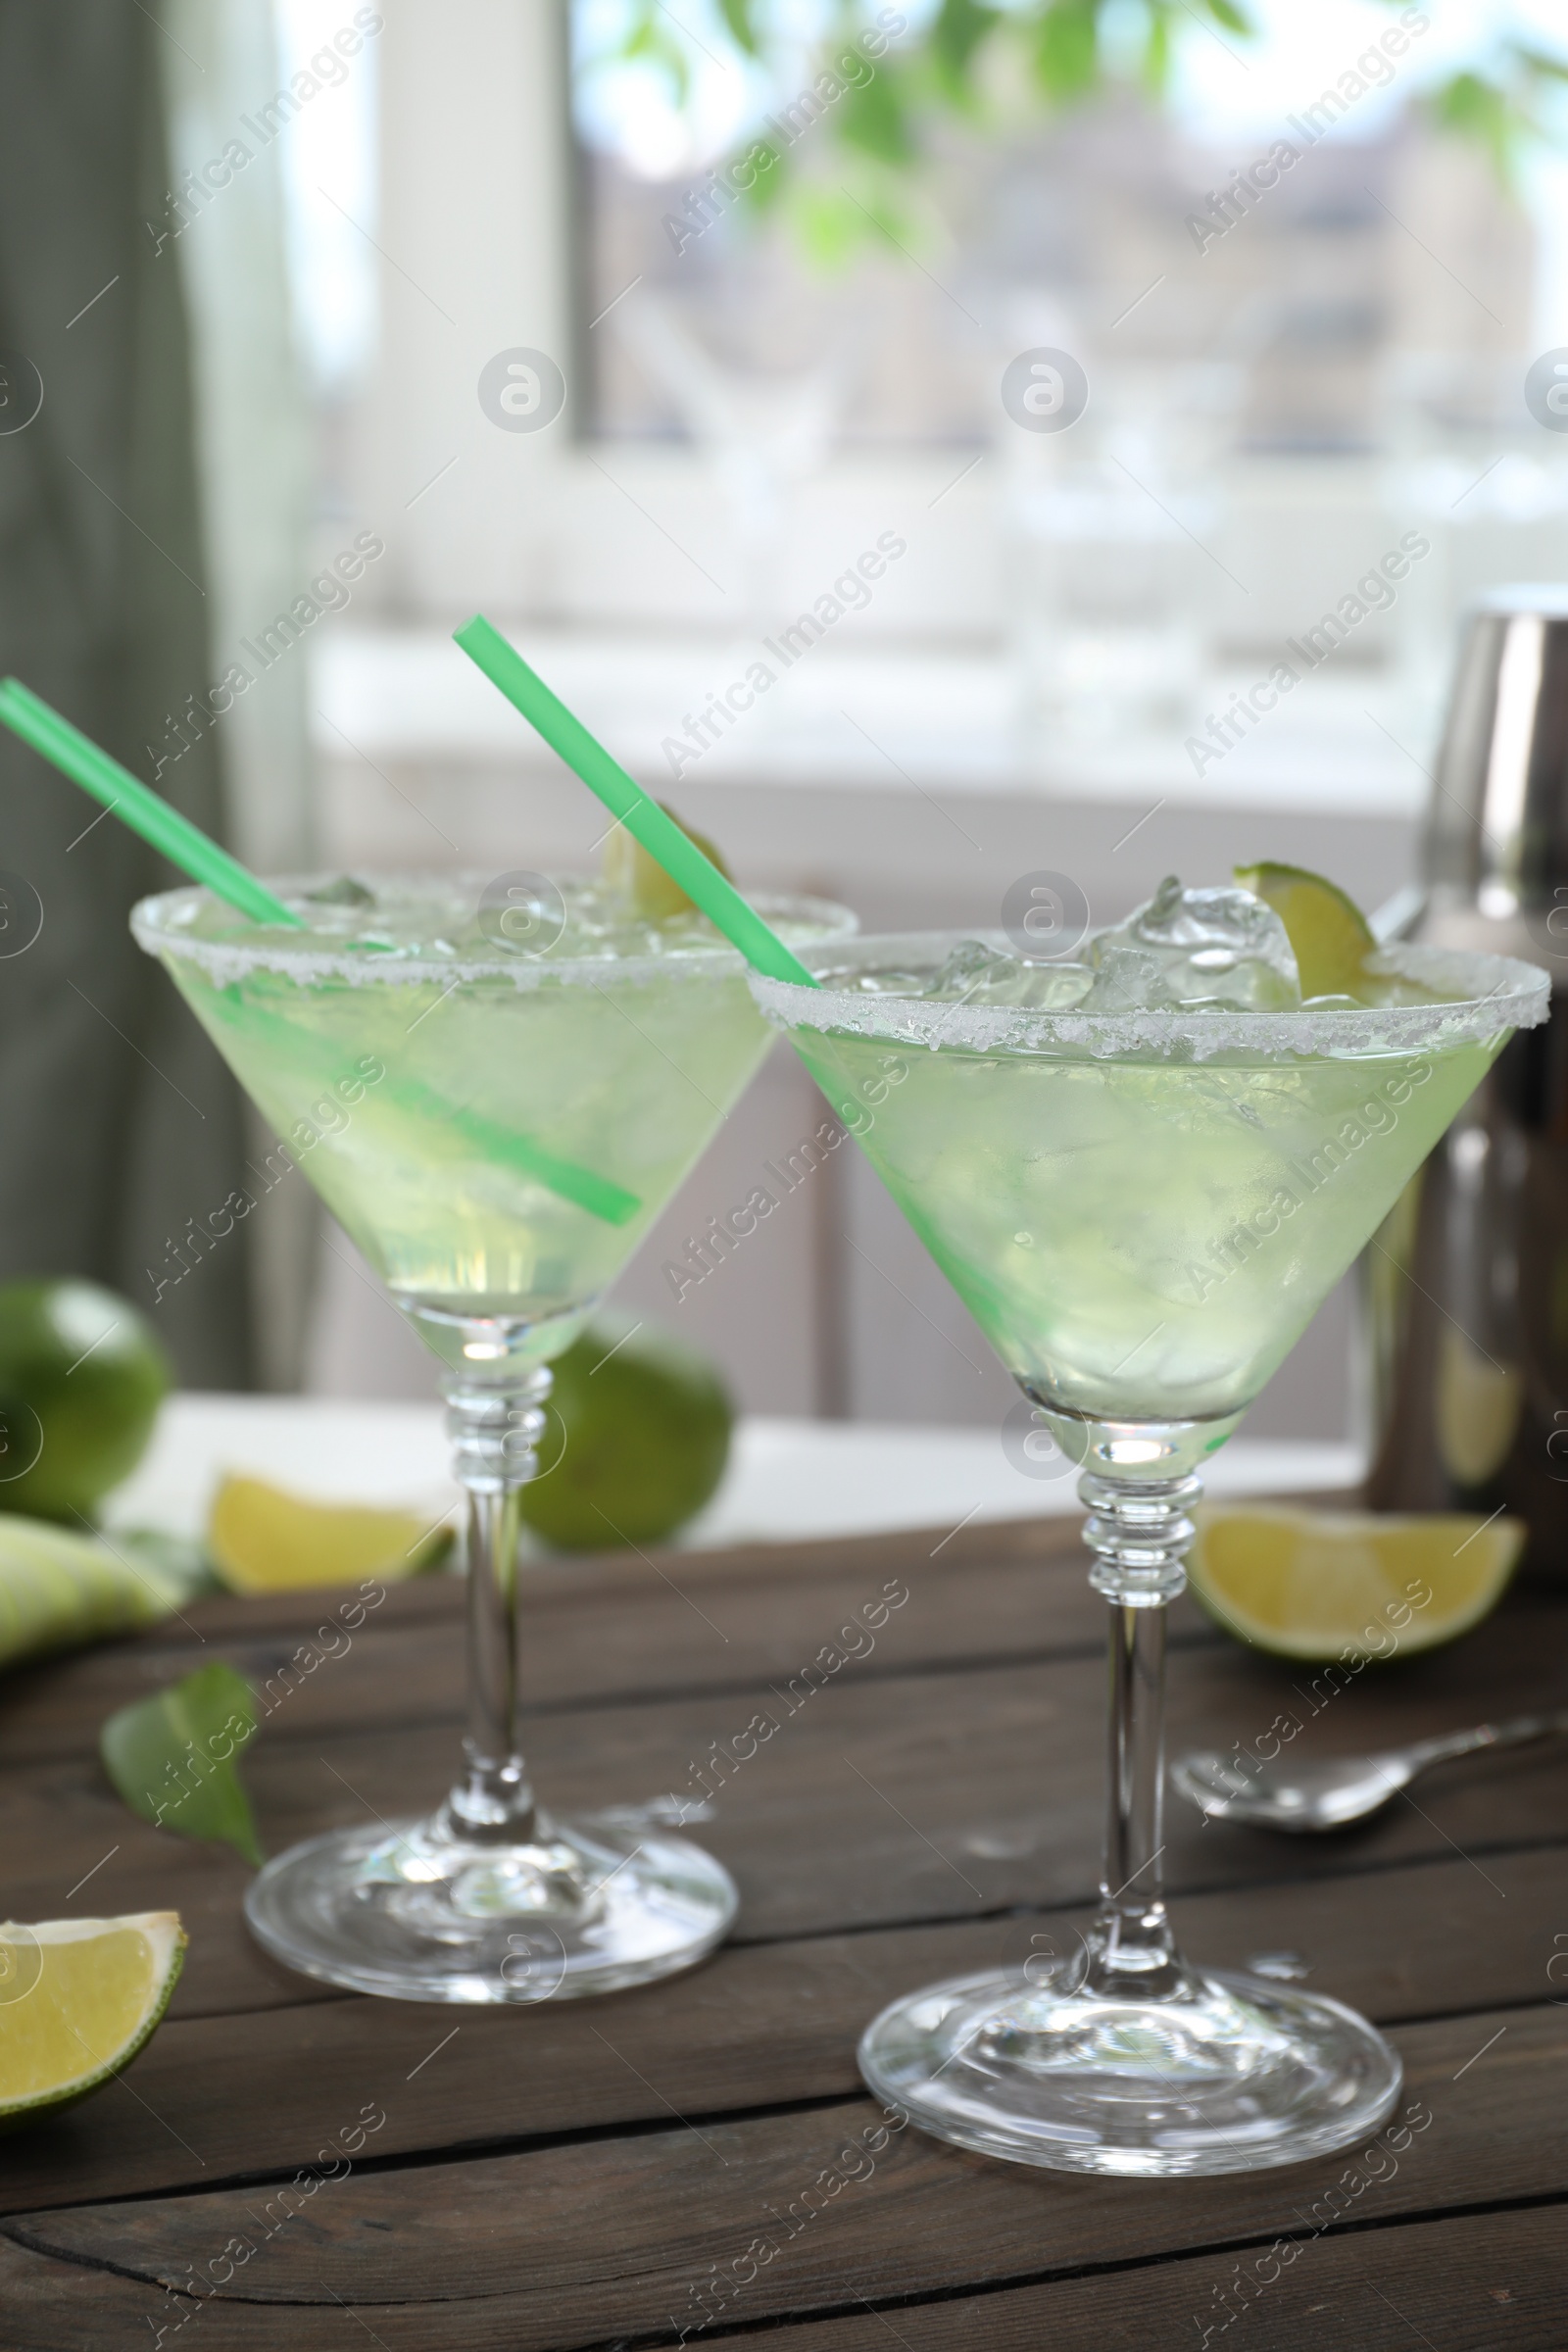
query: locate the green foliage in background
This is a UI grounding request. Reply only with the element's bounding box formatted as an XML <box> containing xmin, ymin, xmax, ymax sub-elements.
<box><xmin>592</xmin><ymin>1</ymin><xmax>1568</xmax><ymax>257</ymax></box>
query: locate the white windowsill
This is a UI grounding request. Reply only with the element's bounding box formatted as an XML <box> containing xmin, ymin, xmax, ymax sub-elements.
<box><xmin>312</xmin><ymin>626</ymin><xmax>1429</xmax><ymax>818</ymax></box>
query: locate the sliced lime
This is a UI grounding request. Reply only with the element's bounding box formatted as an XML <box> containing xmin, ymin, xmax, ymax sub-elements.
<box><xmin>1189</xmin><ymin>1504</ymin><xmax>1523</xmax><ymax>1660</ymax></box>
<box><xmin>0</xmin><ymin>1516</ymin><xmax>178</xmax><ymax>1672</ymax></box>
<box><xmin>208</xmin><ymin>1475</ymin><xmax>451</xmax><ymax>1594</ymax></box>
<box><xmin>1233</xmin><ymin>860</ymin><xmax>1376</xmax><ymax>1001</ymax></box>
<box><xmin>603</xmin><ymin>804</ymin><xmax>731</xmax><ymax>922</ymax></box>
<box><xmin>0</xmin><ymin>1912</ymin><xmax>185</xmax><ymax>2130</ymax></box>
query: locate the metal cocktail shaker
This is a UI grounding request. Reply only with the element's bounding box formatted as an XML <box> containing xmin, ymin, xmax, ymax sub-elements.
<box><xmin>1362</xmin><ymin>588</ymin><xmax>1568</xmax><ymax>1576</ymax></box>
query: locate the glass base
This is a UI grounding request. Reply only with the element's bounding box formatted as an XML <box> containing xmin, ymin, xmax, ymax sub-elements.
<box><xmin>244</xmin><ymin>1809</ymin><xmax>738</xmax><ymax>2003</ymax></box>
<box><xmin>858</xmin><ymin>1963</ymin><xmax>1401</xmax><ymax>2177</ymax></box>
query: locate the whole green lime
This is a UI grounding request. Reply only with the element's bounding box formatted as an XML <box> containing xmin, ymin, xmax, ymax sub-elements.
<box><xmin>0</xmin><ymin>1281</ymin><xmax>172</xmax><ymax>1524</ymax></box>
<box><xmin>520</xmin><ymin>1313</ymin><xmax>732</xmax><ymax>1553</ymax></box>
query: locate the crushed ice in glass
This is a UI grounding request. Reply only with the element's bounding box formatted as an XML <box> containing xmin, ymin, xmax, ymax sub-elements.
<box><xmin>923</xmin><ymin>877</ymin><xmax>1303</xmax><ymax>1013</ymax></box>
<box><xmin>1084</xmin><ymin>876</ymin><xmax>1300</xmax><ymax>1010</ymax></box>
<box><xmin>184</xmin><ymin>877</ymin><xmax>824</xmax><ymax>963</ymax></box>
<box><xmin>921</xmin><ymin>938</ymin><xmax>1094</xmax><ymax>1009</ymax></box>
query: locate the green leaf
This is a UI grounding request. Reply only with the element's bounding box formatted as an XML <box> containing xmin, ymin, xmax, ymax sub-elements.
<box><xmin>714</xmin><ymin>0</ymin><xmax>761</xmax><ymax>56</ymax></box>
<box><xmin>793</xmin><ymin>182</ymin><xmax>875</xmax><ymax>270</ymax></box>
<box><xmin>931</xmin><ymin>0</ymin><xmax>999</xmax><ymax>85</ymax></box>
<box><xmin>1033</xmin><ymin>0</ymin><xmax>1102</xmax><ymax>104</ymax></box>
<box><xmin>1509</xmin><ymin>45</ymin><xmax>1568</xmax><ymax>87</ymax></box>
<box><xmin>1141</xmin><ymin>7</ymin><xmax>1171</xmax><ymax>97</ymax></box>
<box><xmin>840</xmin><ymin>69</ymin><xmax>918</xmax><ymax>166</ymax></box>
<box><xmin>621</xmin><ymin>7</ymin><xmax>691</xmax><ymax>104</ymax></box>
<box><xmin>108</xmin><ymin>1526</ymin><xmax>222</xmax><ymax>1604</ymax></box>
<box><xmin>100</xmin><ymin>1662</ymin><xmax>264</xmax><ymax>1867</ymax></box>
<box><xmin>1428</xmin><ymin>70</ymin><xmax>1527</xmax><ymax>182</ymax></box>
<box><xmin>1201</xmin><ymin>0</ymin><xmax>1254</xmax><ymax>35</ymax></box>
<box><xmin>742</xmin><ymin>139</ymin><xmax>788</xmax><ymax>213</ymax></box>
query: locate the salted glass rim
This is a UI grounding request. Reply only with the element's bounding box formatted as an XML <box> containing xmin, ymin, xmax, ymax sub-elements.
<box><xmin>748</xmin><ymin>929</ymin><xmax>1550</xmax><ymax>1062</ymax></box>
<box><xmin>130</xmin><ymin>874</ymin><xmax>857</xmax><ymax>991</ymax></box>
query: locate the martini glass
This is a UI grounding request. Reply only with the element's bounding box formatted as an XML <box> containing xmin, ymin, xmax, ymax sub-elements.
<box><xmin>753</xmin><ymin>927</ymin><xmax>1546</xmax><ymax>2174</ymax></box>
<box><xmin>132</xmin><ymin>871</ymin><xmax>853</xmax><ymax>2003</ymax></box>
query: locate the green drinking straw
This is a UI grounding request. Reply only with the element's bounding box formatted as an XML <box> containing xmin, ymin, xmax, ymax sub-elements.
<box><xmin>0</xmin><ymin>677</ymin><xmax>303</xmax><ymax>928</ymax></box>
<box><xmin>0</xmin><ymin>674</ymin><xmax>640</xmax><ymax>1227</ymax></box>
<box><xmin>454</xmin><ymin>615</ymin><xmax>820</xmax><ymax>988</ymax></box>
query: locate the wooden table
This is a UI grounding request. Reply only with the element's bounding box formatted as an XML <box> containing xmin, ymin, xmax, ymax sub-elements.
<box><xmin>2</xmin><ymin>1510</ymin><xmax>1566</xmax><ymax>2347</ymax></box>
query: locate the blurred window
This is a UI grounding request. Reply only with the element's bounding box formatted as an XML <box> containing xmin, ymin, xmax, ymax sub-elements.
<box><xmin>570</xmin><ymin>2</ymin><xmax>1538</xmax><ymax>456</ymax></box>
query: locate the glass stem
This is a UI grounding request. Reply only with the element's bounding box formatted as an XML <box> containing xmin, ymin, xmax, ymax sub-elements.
<box><xmin>1077</xmin><ymin>1469</ymin><xmax>1200</xmax><ymax>2001</ymax></box>
<box><xmin>437</xmin><ymin>1364</ymin><xmax>552</xmax><ymax>1845</ymax></box>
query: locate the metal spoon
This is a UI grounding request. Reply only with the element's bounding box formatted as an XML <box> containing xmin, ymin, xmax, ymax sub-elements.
<box><xmin>1171</xmin><ymin>1707</ymin><xmax>1568</xmax><ymax>1832</ymax></box>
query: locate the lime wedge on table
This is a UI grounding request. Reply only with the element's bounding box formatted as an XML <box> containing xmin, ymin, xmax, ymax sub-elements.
<box><xmin>208</xmin><ymin>1476</ymin><xmax>452</xmax><ymax>1594</ymax></box>
<box><xmin>1189</xmin><ymin>1505</ymin><xmax>1523</xmax><ymax>1661</ymax></box>
<box><xmin>1233</xmin><ymin>861</ymin><xmax>1376</xmax><ymax>1001</ymax></box>
<box><xmin>0</xmin><ymin>1516</ymin><xmax>179</xmax><ymax>1672</ymax></box>
<box><xmin>0</xmin><ymin>1912</ymin><xmax>184</xmax><ymax>2131</ymax></box>
<box><xmin>603</xmin><ymin>805</ymin><xmax>730</xmax><ymax>922</ymax></box>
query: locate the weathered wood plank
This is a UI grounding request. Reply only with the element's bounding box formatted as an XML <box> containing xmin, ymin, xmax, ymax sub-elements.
<box><xmin>0</xmin><ymin>1517</ymin><xmax>1124</xmax><ymax>1768</ymax></box>
<box><xmin>0</xmin><ymin>1496</ymin><xmax>1381</xmax><ymax>1766</ymax></box>
<box><xmin>0</xmin><ymin>1844</ymin><xmax>1559</xmax><ymax>2214</ymax></box>
<box><xmin>0</xmin><ymin>1506</ymin><xmax>1562</xmax><ymax>2351</ymax></box>
<box><xmin>3</xmin><ymin>2008</ymin><xmax>1557</xmax><ymax>2351</ymax></box>
<box><xmin>2</xmin><ymin>1586</ymin><xmax>1567</xmax><ymax>2028</ymax></box>
<box><xmin>2</xmin><ymin>2197</ymin><xmax>1557</xmax><ymax>2352</ymax></box>
<box><xmin>641</xmin><ymin>2206</ymin><xmax>1568</xmax><ymax>2352</ymax></box>
<box><xmin>156</xmin><ymin>1607</ymin><xmax>1568</xmax><ymax>1941</ymax></box>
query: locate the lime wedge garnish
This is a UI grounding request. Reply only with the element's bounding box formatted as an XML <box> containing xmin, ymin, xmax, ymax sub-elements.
<box><xmin>1188</xmin><ymin>1505</ymin><xmax>1523</xmax><ymax>1660</ymax></box>
<box><xmin>1233</xmin><ymin>861</ymin><xmax>1376</xmax><ymax>1000</ymax></box>
<box><xmin>208</xmin><ymin>1475</ymin><xmax>452</xmax><ymax>1594</ymax></box>
<box><xmin>603</xmin><ymin>804</ymin><xmax>731</xmax><ymax>922</ymax></box>
<box><xmin>0</xmin><ymin>1912</ymin><xmax>184</xmax><ymax>2130</ymax></box>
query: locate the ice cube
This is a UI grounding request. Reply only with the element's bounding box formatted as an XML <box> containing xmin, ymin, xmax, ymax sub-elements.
<box><xmin>923</xmin><ymin>940</ymin><xmax>1000</xmax><ymax>999</ymax></box>
<box><xmin>1081</xmin><ymin>877</ymin><xmax>1300</xmax><ymax>1012</ymax></box>
<box><xmin>850</xmin><ymin>967</ymin><xmax>930</xmax><ymax>996</ymax></box>
<box><xmin>924</xmin><ymin>940</ymin><xmax>1095</xmax><ymax>1010</ymax></box>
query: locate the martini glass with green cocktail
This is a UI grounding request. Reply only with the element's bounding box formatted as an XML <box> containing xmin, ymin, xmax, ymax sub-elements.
<box><xmin>131</xmin><ymin>866</ymin><xmax>851</xmax><ymax>2003</ymax></box>
<box><xmin>749</xmin><ymin>867</ymin><xmax>1546</xmax><ymax>2175</ymax></box>
<box><xmin>3</xmin><ymin>664</ymin><xmax>853</xmax><ymax>2005</ymax></box>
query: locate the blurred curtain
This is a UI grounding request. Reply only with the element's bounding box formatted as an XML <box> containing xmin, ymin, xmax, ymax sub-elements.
<box><xmin>0</xmin><ymin>3</ymin><xmax>256</xmax><ymax>1386</ymax></box>
<box><xmin>164</xmin><ymin>0</ymin><xmax>318</xmax><ymax>1390</ymax></box>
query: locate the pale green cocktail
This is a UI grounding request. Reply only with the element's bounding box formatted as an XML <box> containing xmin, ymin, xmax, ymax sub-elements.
<box><xmin>789</xmin><ymin>980</ymin><xmax>1494</xmax><ymax>1441</ymax></box>
<box><xmin>138</xmin><ymin>877</ymin><xmax>837</xmax><ymax>1365</ymax></box>
<box><xmin>132</xmin><ymin>871</ymin><xmax>852</xmax><ymax>2006</ymax></box>
<box><xmin>752</xmin><ymin>901</ymin><xmax>1546</xmax><ymax>2180</ymax></box>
